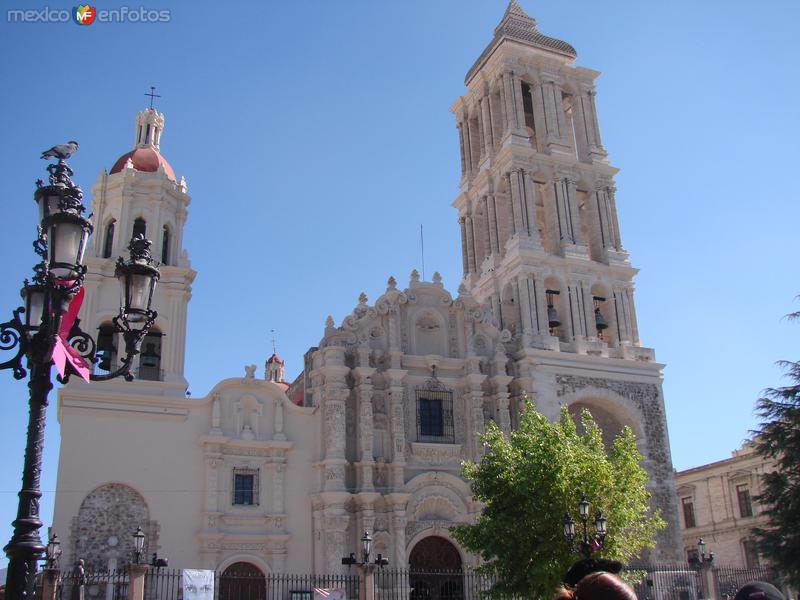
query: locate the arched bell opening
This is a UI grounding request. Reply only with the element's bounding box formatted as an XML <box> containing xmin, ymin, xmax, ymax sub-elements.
<box><xmin>500</xmin><ymin>282</ymin><xmax>521</xmax><ymax>337</ymax></box>
<box><xmin>590</xmin><ymin>282</ymin><xmax>616</xmax><ymax>346</ymax></box>
<box><xmin>543</xmin><ymin>276</ymin><xmax>568</xmax><ymax>341</ymax></box>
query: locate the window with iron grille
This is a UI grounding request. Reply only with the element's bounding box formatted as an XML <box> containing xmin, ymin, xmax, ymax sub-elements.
<box><xmin>416</xmin><ymin>376</ymin><xmax>454</xmax><ymax>444</ymax></box>
<box><xmin>232</xmin><ymin>468</ymin><xmax>259</xmax><ymax>506</ymax></box>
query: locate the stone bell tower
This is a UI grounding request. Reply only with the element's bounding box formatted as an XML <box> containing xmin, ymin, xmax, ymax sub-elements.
<box><xmin>451</xmin><ymin>0</ymin><xmax>682</xmax><ymax>559</ymax></box>
<box><xmin>77</xmin><ymin>106</ymin><xmax>196</xmax><ymax>395</ymax></box>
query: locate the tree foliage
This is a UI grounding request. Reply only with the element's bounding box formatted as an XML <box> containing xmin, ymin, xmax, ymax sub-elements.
<box><xmin>451</xmin><ymin>399</ymin><xmax>664</xmax><ymax>599</ymax></box>
<box><xmin>752</xmin><ymin>307</ymin><xmax>800</xmax><ymax>587</ymax></box>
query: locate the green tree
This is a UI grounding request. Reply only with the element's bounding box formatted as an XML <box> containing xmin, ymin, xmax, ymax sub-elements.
<box><xmin>451</xmin><ymin>399</ymin><xmax>664</xmax><ymax>599</ymax></box>
<box><xmin>752</xmin><ymin>305</ymin><xmax>800</xmax><ymax>587</ymax></box>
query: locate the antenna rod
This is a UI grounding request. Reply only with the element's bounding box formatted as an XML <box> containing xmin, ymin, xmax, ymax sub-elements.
<box><xmin>420</xmin><ymin>224</ymin><xmax>425</xmax><ymax>281</ymax></box>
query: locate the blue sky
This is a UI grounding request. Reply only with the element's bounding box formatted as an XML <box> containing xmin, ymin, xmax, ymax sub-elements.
<box><xmin>0</xmin><ymin>0</ymin><xmax>798</xmax><ymax>567</ymax></box>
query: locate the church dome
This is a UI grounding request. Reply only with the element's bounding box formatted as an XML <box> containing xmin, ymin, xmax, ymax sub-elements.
<box><xmin>266</xmin><ymin>353</ymin><xmax>284</xmax><ymax>365</ymax></box>
<box><xmin>110</xmin><ymin>147</ymin><xmax>175</xmax><ymax>182</ymax></box>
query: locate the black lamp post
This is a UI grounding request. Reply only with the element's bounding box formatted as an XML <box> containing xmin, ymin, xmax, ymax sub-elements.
<box><xmin>1</xmin><ymin>152</ymin><xmax>160</xmax><ymax>599</ymax></box>
<box><xmin>564</xmin><ymin>494</ymin><xmax>608</xmax><ymax>559</ymax></box>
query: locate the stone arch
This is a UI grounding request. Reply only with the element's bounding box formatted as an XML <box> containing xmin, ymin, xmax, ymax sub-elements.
<box><xmin>412</xmin><ymin>309</ymin><xmax>447</xmax><ymax>356</ymax></box>
<box><xmin>217</xmin><ymin>555</ymin><xmax>271</xmax><ymax>575</ymax></box>
<box><xmin>71</xmin><ymin>482</ymin><xmax>156</xmax><ymax>571</ymax></box>
<box><xmin>219</xmin><ymin>560</ymin><xmax>267</xmax><ymax>600</ymax></box>
<box><xmin>565</xmin><ymin>394</ymin><xmax>644</xmax><ymax>453</ymax></box>
<box><xmin>408</xmin><ymin>536</ymin><xmax>465</xmax><ymax>600</ymax></box>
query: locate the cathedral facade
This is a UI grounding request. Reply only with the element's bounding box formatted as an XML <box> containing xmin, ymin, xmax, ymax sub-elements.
<box><xmin>51</xmin><ymin>1</ymin><xmax>682</xmax><ymax>577</ymax></box>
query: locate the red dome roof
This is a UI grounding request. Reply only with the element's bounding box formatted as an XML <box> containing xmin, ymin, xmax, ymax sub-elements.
<box><xmin>110</xmin><ymin>147</ymin><xmax>175</xmax><ymax>181</ymax></box>
<box><xmin>267</xmin><ymin>353</ymin><xmax>284</xmax><ymax>364</ymax></box>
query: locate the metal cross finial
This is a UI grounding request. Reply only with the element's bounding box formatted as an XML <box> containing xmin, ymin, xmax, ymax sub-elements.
<box><xmin>271</xmin><ymin>329</ymin><xmax>277</xmax><ymax>354</ymax></box>
<box><xmin>144</xmin><ymin>86</ymin><xmax>161</xmax><ymax>109</ymax></box>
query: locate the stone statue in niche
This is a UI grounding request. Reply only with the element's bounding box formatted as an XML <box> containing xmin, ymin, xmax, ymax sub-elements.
<box><xmin>234</xmin><ymin>394</ymin><xmax>262</xmax><ymax>440</ymax></box>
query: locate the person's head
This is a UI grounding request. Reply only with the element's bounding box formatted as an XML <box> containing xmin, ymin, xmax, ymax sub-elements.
<box><xmin>733</xmin><ymin>582</ymin><xmax>785</xmax><ymax>600</ymax></box>
<box><xmin>555</xmin><ymin>572</ymin><xmax>637</xmax><ymax>600</ymax></box>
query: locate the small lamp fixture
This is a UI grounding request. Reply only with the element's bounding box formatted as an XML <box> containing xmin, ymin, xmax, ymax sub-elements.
<box><xmin>132</xmin><ymin>526</ymin><xmax>145</xmax><ymax>564</ymax></box>
<box><xmin>361</xmin><ymin>531</ymin><xmax>373</xmax><ymax>565</ymax></box>
<box><xmin>578</xmin><ymin>494</ymin><xmax>590</xmax><ymax>519</ymax></box>
<box><xmin>563</xmin><ymin>513</ymin><xmax>576</xmax><ymax>543</ymax></box>
<box><xmin>594</xmin><ymin>510</ymin><xmax>608</xmax><ymax>537</ymax></box>
<box><xmin>46</xmin><ymin>533</ymin><xmax>62</xmax><ymax>569</ymax></box>
<box><xmin>20</xmin><ymin>269</ymin><xmax>47</xmax><ymax>331</ymax></box>
<box><xmin>115</xmin><ymin>235</ymin><xmax>160</xmax><ymax>326</ymax></box>
<box><xmin>697</xmin><ymin>538</ymin><xmax>706</xmax><ymax>558</ymax></box>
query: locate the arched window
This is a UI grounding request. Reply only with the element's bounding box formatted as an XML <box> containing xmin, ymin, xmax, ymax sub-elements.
<box><xmin>161</xmin><ymin>226</ymin><xmax>170</xmax><ymax>265</ymax></box>
<box><xmin>133</xmin><ymin>218</ymin><xmax>146</xmax><ymax>239</ymax></box>
<box><xmin>102</xmin><ymin>220</ymin><xmax>115</xmax><ymax>258</ymax></box>
<box><xmin>96</xmin><ymin>323</ymin><xmax>117</xmax><ymax>372</ymax></box>
<box><xmin>139</xmin><ymin>330</ymin><xmax>162</xmax><ymax>381</ymax></box>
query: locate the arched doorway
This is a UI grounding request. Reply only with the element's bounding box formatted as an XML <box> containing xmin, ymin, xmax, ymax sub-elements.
<box><xmin>409</xmin><ymin>536</ymin><xmax>463</xmax><ymax>600</ymax></box>
<box><xmin>219</xmin><ymin>562</ymin><xmax>266</xmax><ymax>600</ymax></box>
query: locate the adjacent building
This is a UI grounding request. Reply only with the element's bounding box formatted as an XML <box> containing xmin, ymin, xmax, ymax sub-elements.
<box><xmin>675</xmin><ymin>441</ymin><xmax>775</xmax><ymax>568</ymax></box>
<box><xmin>51</xmin><ymin>0</ymin><xmax>682</xmax><ymax>578</ymax></box>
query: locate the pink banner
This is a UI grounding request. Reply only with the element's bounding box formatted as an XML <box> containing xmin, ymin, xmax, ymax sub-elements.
<box><xmin>52</xmin><ymin>287</ymin><xmax>92</xmax><ymax>382</ymax></box>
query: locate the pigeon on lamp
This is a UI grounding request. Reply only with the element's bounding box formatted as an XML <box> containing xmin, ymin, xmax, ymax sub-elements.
<box><xmin>41</xmin><ymin>141</ymin><xmax>79</xmax><ymax>161</ymax></box>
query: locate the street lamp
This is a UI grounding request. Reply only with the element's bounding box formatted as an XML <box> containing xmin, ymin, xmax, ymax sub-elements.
<box><xmin>132</xmin><ymin>527</ymin><xmax>146</xmax><ymax>565</ymax></box>
<box><xmin>564</xmin><ymin>494</ymin><xmax>608</xmax><ymax>559</ymax></box>
<box><xmin>1</xmin><ymin>151</ymin><xmax>160</xmax><ymax>599</ymax></box>
<box><xmin>342</xmin><ymin>531</ymin><xmax>389</xmax><ymax>569</ymax></box>
<box><xmin>45</xmin><ymin>533</ymin><xmax>61</xmax><ymax>570</ymax></box>
<box><xmin>689</xmin><ymin>538</ymin><xmax>714</xmax><ymax>568</ymax></box>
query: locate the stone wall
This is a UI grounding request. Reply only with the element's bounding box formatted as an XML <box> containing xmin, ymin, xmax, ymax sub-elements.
<box><xmin>70</xmin><ymin>483</ymin><xmax>158</xmax><ymax>571</ymax></box>
<box><xmin>555</xmin><ymin>374</ymin><xmax>682</xmax><ymax>560</ymax></box>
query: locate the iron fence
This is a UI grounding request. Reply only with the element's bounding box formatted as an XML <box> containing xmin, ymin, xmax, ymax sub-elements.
<box><xmin>712</xmin><ymin>565</ymin><xmax>782</xmax><ymax>599</ymax></box>
<box><xmin>55</xmin><ymin>569</ymin><xmax>129</xmax><ymax>600</ymax></box>
<box><xmin>53</xmin><ymin>564</ymin><xmax>791</xmax><ymax>600</ymax></box>
<box><xmin>626</xmin><ymin>563</ymin><xmax>709</xmax><ymax>600</ymax></box>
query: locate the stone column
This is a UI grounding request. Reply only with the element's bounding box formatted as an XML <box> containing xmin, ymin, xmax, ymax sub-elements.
<box><xmin>564</xmin><ymin>177</ymin><xmax>584</xmax><ymax>246</ymax></box>
<box><xmin>502</xmin><ymin>71</ymin><xmax>525</xmax><ymax>134</ymax></box>
<box><xmin>593</xmin><ymin>184</ymin><xmax>614</xmax><ymax>251</ymax></box>
<box><xmin>127</xmin><ymin>564</ymin><xmax>148</xmax><ymax>600</ymax></box>
<box><xmin>580</xmin><ymin>281</ymin><xmax>596</xmax><ymax>339</ymax></box>
<box><xmin>516</xmin><ymin>275</ymin><xmax>535</xmax><ymax>335</ymax></box>
<box><xmin>457</xmin><ymin>123</ymin><xmax>467</xmax><ymax>177</ymax></box>
<box><xmin>386</xmin><ymin>370</ymin><xmax>407</xmax><ymax>490</ymax></box>
<box><xmin>464</xmin><ymin>213</ymin><xmax>477</xmax><ymax>273</ymax></box>
<box><xmin>323</xmin><ymin>511</ymin><xmax>350</xmax><ymax>574</ymax></box>
<box><xmin>355</xmin><ymin>368</ymin><xmax>376</xmax><ymax>491</ymax></box>
<box><xmin>41</xmin><ymin>568</ymin><xmax>59</xmax><ymax>600</ymax></box>
<box><xmin>204</xmin><ymin>454</ymin><xmax>222</xmax><ymax>522</ymax></box>
<box><xmin>552</xmin><ymin>177</ymin><xmax>574</xmax><ymax>244</ymax></box>
<box><xmin>626</xmin><ymin>287</ymin><xmax>640</xmax><ymax>345</ymax></box>
<box><xmin>572</xmin><ymin>91</ymin><xmax>591</xmax><ymax>161</ymax></box>
<box><xmin>488</xmin><ymin>92</ymin><xmax>501</xmax><ymax>147</ymax></box>
<box><xmin>605</xmin><ymin>183</ymin><xmax>623</xmax><ymax>251</ymax></box>
<box><xmin>273</xmin><ymin>458</ymin><xmax>286</xmax><ymax>513</ymax></box>
<box><xmin>490</xmin><ymin>359</ymin><xmax>513</xmax><ymax>436</ymax></box>
<box><xmin>458</xmin><ymin>217</ymin><xmax>468</xmax><ymax>276</ymax></box>
<box><xmin>486</xmin><ymin>194</ymin><xmax>500</xmax><ymax>254</ymax></box>
<box><xmin>529</xmin><ymin>81</ymin><xmax>547</xmax><ymax>152</ymax></box>
<box><xmin>531</xmin><ymin>273</ymin><xmax>549</xmax><ymax>336</ymax></box>
<box><xmin>390</xmin><ymin>511</ymin><xmax>408</xmax><ymax>568</ymax></box>
<box><xmin>613</xmin><ymin>288</ymin><xmax>632</xmax><ymax>344</ymax></box>
<box><xmin>522</xmin><ymin>170</ymin><xmax>543</xmax><ymax>247</ymax></box>
<box><xmin>463</xmin><ymin>116</ymin><xmax>474</xmax><ymax>176</ymax></box>
<box><xmin>482</xmin><ymin>197</ymin><xmax>493</xmax><ymax>257</ymax></box>
<box><xmin>566</xmin><ymin>284</ymin><xmax>581</xmax><ymax>338</ymax></box>
<box><xmin>507</xmin><ymin>170</ymin><xmax>524</xmax><ymax>235</ymax></box>
<box><xmin>464</xmin><ymin>370</ymin><xmax>486</xmax><ymax>460</ymax></box>
<box><xmin>468</xmin><ymin>117</ymin><xmax>481</xmax><ymax>168</ymax></box>
<box><xmin>586</xmin><ymin>89</ymin><xmax>606</xmax><ymax>155</ymax></box>
<box><xmin>511</xmin><ymin>73</ymin><xmax>527</xmax><ymax>134</ymax></box>
<box><xmin>323</xmin><ymin>385</ymin><xmax>348</xmax><ymax>491</ymax></box>
<box><xmin>481</xmin><ymin>95</ymin><xmax>494</xmax><ymax>157</ymax></box>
